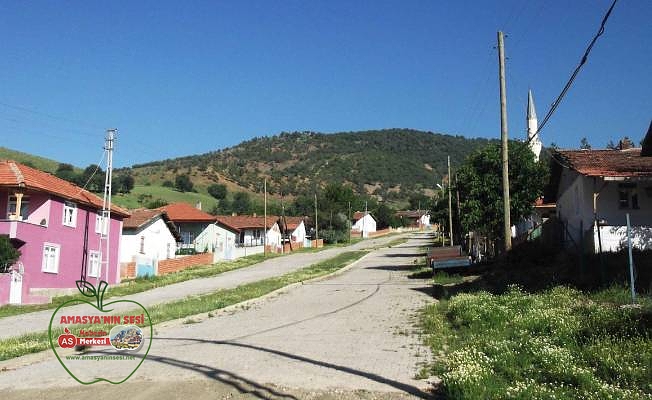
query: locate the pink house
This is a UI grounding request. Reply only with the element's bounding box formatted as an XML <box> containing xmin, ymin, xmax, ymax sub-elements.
<box><xmin>0</xmin><ymin>160</ymin><xmax>129</xmax><ymax>305</ymax></box>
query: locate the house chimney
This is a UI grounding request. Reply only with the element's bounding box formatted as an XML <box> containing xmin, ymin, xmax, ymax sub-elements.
<box><xmin>195</xmin><ymin>201</ymin><xmax>202</xmax><ymax>210</ymax></box>
<box><xmin>618</xmin><ymin>137</ymin><xmax>634</xmax><ymax>150</ymax></box>
<box><xmin>641</xmin><ymin>120</ymin><xmax>652</xmax><ymax>157</ymax></box>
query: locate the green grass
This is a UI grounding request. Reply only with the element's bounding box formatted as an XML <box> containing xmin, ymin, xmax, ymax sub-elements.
<box><xmin>0</xmin><ymin>253</ymin><xmax>279</xmax><ymax>319</ymax></box>
<box><xmin>420</xmin><ymin>285</ymin><xmax>652</xmax><ymax>399</ymax></box>
<box><xmin>432</xmin><ymin>271</ymin><xmax>464</xmax><ymax>285</ymax></box>
<box><xmin>0</xmin><ymin>147</ymin><xmax>68</xmax><ymax>173</ymax></box>
<box><xmin>112</xmin><ymin>184</ymin><xmax>219</xmax><ymax>210</ymax></box>
<box><xmin>0</xmin><ymin>251</ymin><xmax>367</xmax><ymax>361</ymax></box>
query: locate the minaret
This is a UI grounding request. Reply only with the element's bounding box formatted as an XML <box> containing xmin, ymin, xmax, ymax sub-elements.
<box><xmin>527</xmin><ymin>89</ymin><xmax>542</xmax><ymax>162</ymax></box>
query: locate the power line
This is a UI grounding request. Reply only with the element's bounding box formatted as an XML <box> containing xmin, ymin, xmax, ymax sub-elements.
<box><xmin>528</xmin><ymin>0</ymin><xmax>619</xmax><ymax>145</ymax></box>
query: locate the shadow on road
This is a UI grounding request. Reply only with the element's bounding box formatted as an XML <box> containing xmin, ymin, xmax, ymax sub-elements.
<box><xmin>150</xmin><ymin>337</ymin><xmax>433</xmax><ymax>399</ymax></box>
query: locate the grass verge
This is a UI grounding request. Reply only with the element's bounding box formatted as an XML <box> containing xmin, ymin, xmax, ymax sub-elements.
<box><xmin>421</xmin><ymin>285</ymin><xmax>652</xmax><ymax>399</ymax></box>
<box><xmin>0</xmin><ymin>251</ymin><xmax>367</xmax><ymax>361</ymax></box>
<box><xmin>0</xmin><ymin>253</ymin><xmax>280</xmax><ymax>319</ymax></box>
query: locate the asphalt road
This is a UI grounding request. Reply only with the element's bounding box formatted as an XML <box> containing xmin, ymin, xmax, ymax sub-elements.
<box><xmin>1</xmin><ymin>232</ymin><xmax>437</xmax><ymax>399</ymax></box>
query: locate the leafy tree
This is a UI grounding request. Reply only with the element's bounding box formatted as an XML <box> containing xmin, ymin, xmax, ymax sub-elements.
<box><xmin>207</xmin><ymin>184</ymin><xmax>227</xmax><ymax>200</ymax></box>
<box><xmin>0</xmin><ymin>235</ymin><xmax>21</xmax><ymax>270</ymax></box>
<box><xmin>232</xmin><ymin>192</ymin><xmax>251</xmax><ymax>215</ymax></box>
<box><xmin>113</xmin><ymin>173</ymin><xmax>135</xmax><ymax>194</ymax></box>
<box><xmin>162</xmin><ymin>180</ymin><xmax>174</xmax><ymax>188</ymax></box>
<box><xmin>174</xmin><ymin>174</ymin><xmax>193</xmax><ymax>192</ymax></box>
<box><xmin>55</xmin><ymin>163</ymin><xmax>77</xmax><ymax>183</ymax></box>
<box><xmin>145</xmin><ymin>198</ymin><xmax>168</xmax><ymax>209</ymax></box>
<box><xmin>580</xmin><ymin>137</ymin><xmax>592</xmax><ymax>150</ymax></box>
<box><xmin>456</xmin><ymin>141</ymin><xmax>548</xmax><ymax>245</ymax></box>
<box><xmin>374</xmin><ymin>204</ymin><xmax>398</xmax><ymax>229</ymax></box>
<box><xmin>606</xmin><ymin>140</ymin><xmax>618</xmax><ymax>150</ymax></box>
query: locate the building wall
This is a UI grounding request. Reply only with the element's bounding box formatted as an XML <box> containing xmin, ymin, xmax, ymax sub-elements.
<box><xmin>120</xmin><ymin>217</ymin><xmax>177</xmax><ymax>263</ymax></box>
<box><xmin>352</xmin><ymin>215</ymin><xmax>377</xmax><ymax>236</ymax></box>
<box><xmin>289</xmin><ymin>222</ymin><xmax>306</xmax><ymax>243</ymax></box>
<box><xmin>1</xmin><ymin>189</ymin><xmax>123</xmax><ymax>304</ymax></box>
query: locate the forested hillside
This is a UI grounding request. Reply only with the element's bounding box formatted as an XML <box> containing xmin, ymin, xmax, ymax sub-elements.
<box><xmin>129</xmin><ymin>129</ymin><xmax>495</xmax><ymax>202</ymax></box>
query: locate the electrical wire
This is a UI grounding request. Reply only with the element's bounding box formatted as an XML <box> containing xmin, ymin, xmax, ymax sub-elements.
<box><xmin>527</xmin><ymin>0</ymin><xmax>619</xmax><ymax>145</ymax></box>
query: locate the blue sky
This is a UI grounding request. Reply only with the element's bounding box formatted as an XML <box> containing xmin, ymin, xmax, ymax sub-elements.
<box><xmin>0</xmin><ymin>0</ymin><xmax>650</xmax><ymax>168</ymax></box>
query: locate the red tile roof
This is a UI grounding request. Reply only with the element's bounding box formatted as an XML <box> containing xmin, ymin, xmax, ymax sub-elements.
<box><xmin>0</xmin><ymin>160</ymin><xmax>129</xmax><ymax>217</ymax></box>
<box><xmin>279</xmin><ymin>216</ymin><xmax>305</xmax><ymax>231</ymax></box>
<box><xmin>156</xmin><ymin>202</ymin><xmax>216</xmax><ymax>223</ymax></box>
<box><xmin>123</xmin><ymin>208</ymin><xmax>182</xmax><ymax>241</ymax></box>
<box><xmin>555</xmin><ymin>149</ymin><xmax>652</xmax><ymax>178</ymax></box>
<box><xmin>215</xmin><ymin>215</ymin><xmax>279</xmax><ymax>232</ymax></box>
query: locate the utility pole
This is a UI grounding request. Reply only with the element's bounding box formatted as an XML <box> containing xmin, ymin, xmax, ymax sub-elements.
<box><xmin>98</xmin><ymin>129</ymin><xmax>115</xmax><ymax>285</ymax></box>
<box><xmin>314</xmin><ymin>193</ymin><xmax>318</xmax><ymax>242</ymax></box>
<box><xmin>447</xmin><ymin>155</ymin><xmax>453</xmax><ymax>247</ymax></box>
<box><xmin>498</xmin><ymin>31</ymin><xmax>512</xmax><ymax>251</ymax></box>
<box><xmin>263</xmin><ymin>179</ymin><xmax>267</xmax><ymax>256</ymax></box>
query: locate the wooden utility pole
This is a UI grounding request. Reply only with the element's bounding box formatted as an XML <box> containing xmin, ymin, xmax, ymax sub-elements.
<box><xmin>263</xmin><ymin>179</ymin><xmax>267</xmax><ymax>256</ymax></box>
<box><xmin>314</xmin><ymin>193</ymin><xmax>318</xmax><ymax>241</ymax></box>
<box><xmin>447</xmin><ymin>155</ymin><xmax>453</xmax><ymax>246</ymax></box>
<box><xmin>498</xmin><ymin>31</ymin><xmax>512</xmax><ymax>251</ymax></box>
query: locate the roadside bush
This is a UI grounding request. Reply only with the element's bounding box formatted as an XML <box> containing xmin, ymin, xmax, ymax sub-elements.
<box><xmin>319</xmin><ymin>229</ymin><xmax>349</xmax><ymax>244</ymax></box>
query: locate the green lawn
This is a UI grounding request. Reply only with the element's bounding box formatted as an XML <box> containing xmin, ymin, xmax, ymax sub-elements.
<box><xmin>421</xmin><ymin>285</ymin><xmax>652</xmax><ymax>399</ymax></box>
<box><xmin>112</xmin><ymin>184</ymin><xmax>219</xmax><ymax>210</ymax></box>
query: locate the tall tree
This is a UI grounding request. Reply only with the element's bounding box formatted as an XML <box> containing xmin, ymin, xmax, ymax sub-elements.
<box><xmin>456</xmin><ymin>141</ymin><xmax>548</xmax><ymax>243</ymax></box>
<box><xmin>174</xmin><ymin>174</ymin><xmax>193</xmax><ymax>192</ymax></box>
<box><xmin>207</xmin><ymin>183</ymin><xmax>227</xmax><ymax>200</ymax></box>
<box><xmin>232</xmin><ymin>192</ymin><xmax>251</xmax><ymax>215</ymax></box>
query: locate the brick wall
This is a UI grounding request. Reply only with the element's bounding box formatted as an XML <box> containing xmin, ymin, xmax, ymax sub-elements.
<box><xmin>157</xmin><ymin>253</ymin><xmax>214</xmax><ymax>275</ymax></box>
<box><xmin>120</xmin><ymin>262</ymin><xmax>137</xmax><ymax>279</ymax></box>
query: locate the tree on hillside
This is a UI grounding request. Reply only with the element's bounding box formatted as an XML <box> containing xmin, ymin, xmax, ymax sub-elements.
<box><xmin>113</xmin><ymin>173</ymin><xmax>135</xmax><ymax>194</ymax></box>
<box><xmin>55</xmin><ymin>163</ymin><xmax>77</xmax><ymax>183</ymax></box>
<box><xmin>232</xmin><ymin>192</ymin><xmax>251</xmax><ymax>215</ymax></box>
<box><xmin>174</xmin><ymin>174</ymin><xmax>193</xmax><ymax>192</ymax></box>
<box><xmin>580</xmin><ymin>137</ymin><xmax>592</xmax><ymax>150</ymax></box>
<box><xmin>456</xmin><ymin>141</ymin><xmax>548</xmax><ymax>246</ymax></box>
<box><xmin>79</xmin><ymin>164</ymin><xmax>105</xmax><ymax>192</ymax></box>
<box><xmin>207</xmin><ymin>183</ymin><xmax>227</xmax><ymax>200</ymax></box>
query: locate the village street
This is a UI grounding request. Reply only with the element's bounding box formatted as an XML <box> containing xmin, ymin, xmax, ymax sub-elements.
<box><xmin>1</xmin><ymin>233</ymin><xmax>436</xmax><ymax>399</ymax></box>
<box><xmin>0</xmin><ymin>234</ymin><xmax>406</xmax><ymax>341</ymax></box>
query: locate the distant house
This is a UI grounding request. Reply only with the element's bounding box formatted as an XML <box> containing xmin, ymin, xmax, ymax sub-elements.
<box><xmin>279</xmin><ymin>216</ymin><xmax>308</xmax><ymax>245</ymax></box>
<box><xmin>120</xmin><ymin>209</ymin><xmax>181</xmax><ymax>277</ymax></box>
<box><xmin>552</xmin><ymin>133</ymin><xmax>652</xmax><ymax>253</ymax></box>
<box><xmin>0</xmin><ymin>160</ymin><xmax>129</xmax><ymax>305</ymax></box>
<box><xmin>352</xmin><ymin>211</ymin><xmax>377</xmax><ymax>238</ymax></box>
<box><xmin>395</xmin><ymin>210</ymin><xmax>431</xmax><ymax>228</ymax></box>
<box><xmin>214</xmin><ymin>215</ymin><xmax>280</xmax><ymax>259</ymax></box>
<box><xmin>156</xmin><ymin>203</ymin><xmax>217</xmax><ymax>253</ymax></box>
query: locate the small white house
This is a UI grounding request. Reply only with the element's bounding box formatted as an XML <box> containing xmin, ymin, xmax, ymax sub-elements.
<box><xmin>280</xmin><ymin>216</ymin><xmax>307</xmax><ymax>244</ymax></box>
<box><xmin>120</xmin><ymin>209</ymin><xmax>181</xmax><ymax>275</ymax></box>
<box><xmin>553</xmin><ymin>136</ymin><xmax>652</xmax><ymax>253</ymax></box>
<box><xmin>352</xmin><ymin>211</ymin><xmax>377</xmax><ymax>238</ymax></box>
<box><xmin>215</xmin><ymin>215</ymin><xmax>280</xmax><ymax>258</ymax></box>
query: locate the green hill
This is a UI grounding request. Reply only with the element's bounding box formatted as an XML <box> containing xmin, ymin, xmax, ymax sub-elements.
<box><xmin>0</xmin><ymin>147</ymin><xmax>64</xmax><ymax>173</ymax></box>
<box><xmin>129</xmin><ymin>129</ymin><xmax>495</xmax><ymax>203</ymax></box>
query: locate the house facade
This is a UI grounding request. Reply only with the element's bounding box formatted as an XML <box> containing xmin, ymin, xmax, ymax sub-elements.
<box><xmin>280</xmin><ymin>216</ymin><xmax>307</xmax><ymax>244</ymax></box>
<box><xmin>120</xmin><ymin>209</ymin><xmax>181</xmax><ymax>276</ymax></box>
<box><xmin>214</xmin><ymin>215</ymin><xmax>280</xmax><ymax>259</ymax></box>
<box><xmin>395</xmin><ymin>210</ymin><xmax>431</xmax><ymax>228</ymax></box>
<box><xmin>0</xmin><ymin>160</ymin><xmax>128</xmax><ymax>305</ymax></box>
<box><xmin>352</xmin><ymin>211</ymin><xmax>377</xmax><ymax>237</ymax></box>
<box><xmin>553</xmin><ymin>140</ymin><xmax>652</xmax><ymax>253</ymax></box>
<box><xmin>156</xmin><ymin>203</ymin><xmax>217</xmax><ymax>253</ymax></box>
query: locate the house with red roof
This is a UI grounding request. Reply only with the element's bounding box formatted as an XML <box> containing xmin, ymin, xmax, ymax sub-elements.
<box><xmin>279</xmin><ymin>216</ymin><xmax>308</xmax><ymax>245</ymax></box>
<box><xmin>552</xmin><ymin>128</ymin><xmax>652</xmax><ymax>253</ymax></box>
<box><xmin>120</xmin><ymin>209</ymin><xmax>181</xmax><ymax>277</ymax></box>
<box><xmin>0</xmin><ymin>160</ymin><xmax>129</xmax><ymax>305</ymax></box>
<box><xmin>214</xmin><ymin>215</ymin><xmax>280</xmax><ymax>259</ymax></box>
<box><xmin>352</xmin><ymin>211</ymin><xmax>377</xmax><ymax>238</ymax></box>
<box><xmin>156</xmin><ymin>202</ymin><xmax>218</xmax><ymax>253</ymax></box>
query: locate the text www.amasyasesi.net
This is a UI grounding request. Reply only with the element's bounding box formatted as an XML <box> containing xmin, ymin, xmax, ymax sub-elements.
<box><xmin>65</xmin><ymin>355</ymin><xmax>136</xmax><ymax>361</ymax></box>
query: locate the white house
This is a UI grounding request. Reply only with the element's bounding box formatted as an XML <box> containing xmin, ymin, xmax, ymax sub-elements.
<box><xmin>279</xmin><ymin>216</ymin><xmax>307</xmax><ymax>244</ymax></box>
<box><xmin>352</xmin><ymin>211</ymin><xmax>377</xmax><ymax>238</ymax></box>
<box><xmin>156</xmin><ymin>202</ymin><xmax>218</xmax><ymax>252</ymax></box>
<box><xmin>120</xmin><ymin>209</ymin><xmax>181</xmax><ymax>276</ymax></box>
<box><xmin>215</xmin><ymin>215</ymin><xmax>280</xmax><ymax>258</ymax></box>
<box><xmin>553</xmin><ymin>132</ymin><xmax>652</xmax><ymax>253</ymax></box>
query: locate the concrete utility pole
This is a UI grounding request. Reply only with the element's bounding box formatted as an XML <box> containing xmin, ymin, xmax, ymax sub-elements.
<box><xmin>447</xmin><ymin>156</ymin><xmax>453</xmax><ymax>246</ymax></box>
<box><xmin>498</xmin><ymin>31</ymin><xmax>512</xmax><ymax>251</ymax></box>
<box><xmin>98</xmin><ymin>129</ymin><xmax>115</xmax><ymax>285</ymax></box>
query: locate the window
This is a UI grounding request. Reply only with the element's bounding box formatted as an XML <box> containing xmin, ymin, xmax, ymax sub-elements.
<box><xmin>139</xmin><ymin>236</ymin><xmax>145</xmax><ymax>254</ymax></box>
<box><xmin>7</xmin><ymin>195</ymin><xmax>30</xmax><ymax>220</ymax></box>
<box><xmin>63</xmin><ymin>202</ymin><xmax>77</xmax><ymax>227</ymax></box>
<box><xmin>42</xmin><ymin>244</ymin><xmax>60</xmax><ymax>273</ymax></box>
<box><xmin>95</xmin><ymin>214</ymin><xmax>108</xmax><ymax>235</ymax></box>
<box><xmin>618</xmin><ymin>183</ymin><xmax>639</xmax><ymax>209</ymax></box>
<box><xmin>88</xmin><ymin>251</ymin><xmax>101</xmax><ymax>278</ymax></box>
